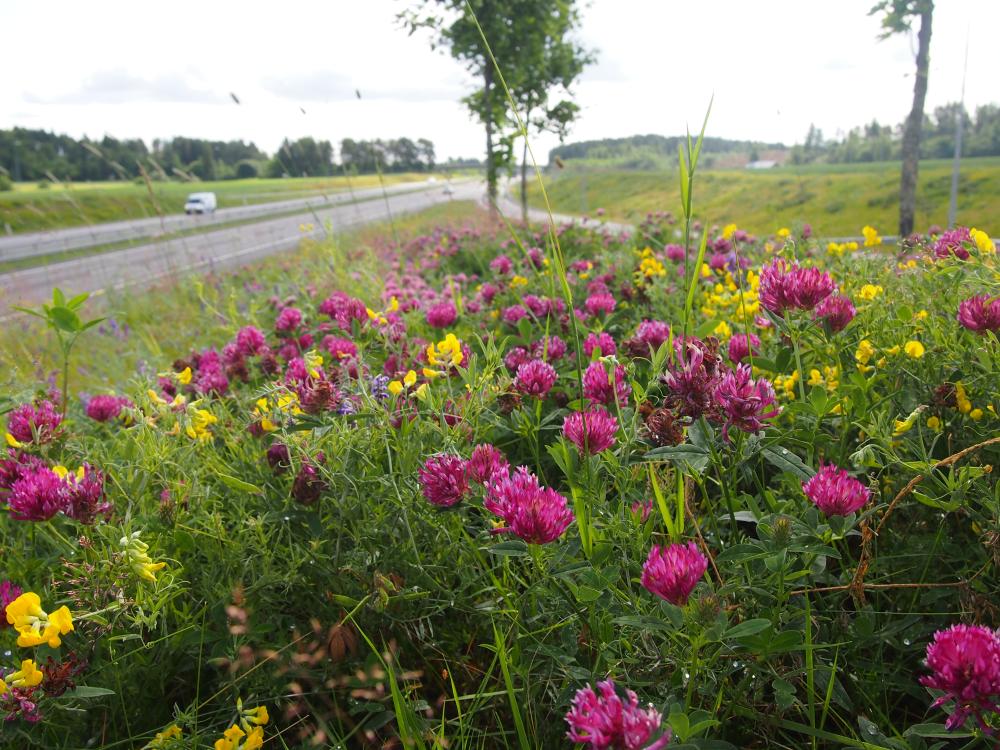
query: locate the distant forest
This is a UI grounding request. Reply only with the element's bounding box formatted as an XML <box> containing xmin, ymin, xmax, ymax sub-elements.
<box><xmin>548</xmin><ymin>134</ymin><xmax>786</xmax><ymax>169</ymax></box>
<box><xmin>549</xmin><ymin>102</ymin><xmax>1000</xmax><ymax>169</ymax></box>
<box><xmin>790</xmin><ymin>102</ymin><xmax>1000</xmax><ymax>164</ymax></box>
<box><xmin>0</xmin><ymin>129</ymin><xmax>470</xmax><ymax>183</ymax></box>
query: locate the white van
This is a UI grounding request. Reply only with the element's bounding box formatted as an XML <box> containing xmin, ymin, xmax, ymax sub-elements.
<box><xmin>184</xmin><ymin>192</ymin><xmax>217</xmax><ymax>214</ymax></box>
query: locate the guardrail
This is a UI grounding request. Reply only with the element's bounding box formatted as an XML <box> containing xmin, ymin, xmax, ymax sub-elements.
<box><xmin>0</xmin><ymin>179</ymin><xmax>462</xmax><ymax>263</ymax></box>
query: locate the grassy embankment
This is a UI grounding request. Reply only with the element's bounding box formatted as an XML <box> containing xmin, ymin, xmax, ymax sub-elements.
<box><xmin>528</xmin><ymin>156</ymin><xmax>1000</xmax><ymax>236</ymax></box>
<box><xmin>0</xmin><ymin>200</ymin><xmax>484</xmax><ymax>395</ymax></box>
<box><xmin>0</xmin><ymin>172</ymin><xmax>464</xmax><ymax>233</ymax></box>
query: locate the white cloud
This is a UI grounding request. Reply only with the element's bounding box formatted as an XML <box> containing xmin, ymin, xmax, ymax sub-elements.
<box><xmin>2</xmin><ymin>0</ymin><xmax>997</xmax><ymax>161</ymax></box>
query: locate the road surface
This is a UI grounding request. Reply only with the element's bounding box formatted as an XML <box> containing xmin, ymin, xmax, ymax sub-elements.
<box><xmin>0</xmin><ymin>181</ymin><xmax>483</xmax><ymax>312</ymax></box>
<box><xmin>0</xmin><ymin>178</ymin><xmax>464</xmax><ymax>262</ymax></box>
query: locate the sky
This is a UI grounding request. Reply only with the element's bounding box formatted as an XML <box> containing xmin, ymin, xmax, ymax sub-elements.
<box><xmin>2</xmin><ymin>0</ymin><xmax>998</xmax><ymax>162</ymax></box>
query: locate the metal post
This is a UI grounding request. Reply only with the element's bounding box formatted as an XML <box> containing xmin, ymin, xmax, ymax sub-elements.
<box><xmin>948</xmin><ymin>25</ymin><xmax>970</xmax><ymax>229</ymax></box>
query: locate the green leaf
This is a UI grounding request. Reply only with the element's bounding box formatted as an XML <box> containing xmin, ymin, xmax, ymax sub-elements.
<box><xmin>487</xmin><ymin>539</ymin><xmax>529</xmax><ymax>557</ymax></box>
<box><xmin>641</xmin><ymin>444</ymin><xmax>710</xmax><ymax>462</ymax></box>
<box><xmin>52</xmin><ymin>288</ymin><xmax>66</xmax><ymax>307</ymax></box>
<box><xmin>216</xmin><ymin>472</ymin><xmax>262</xmax><ymax>495</ymax></box>
<box><xmin>48</xmin><ymin>305</ymin><xmax>82</xmax><ymax>333</ymax></box>
<box><xmin>725</xmin><ymin>618</ymin><xmax>772</xmax><ymax>640</ymax></box>
<box><xmin>763</xmin><ymin>446</ymin><xmax>815</xmax><ymax>481</ymax></box>
<box><xmin>63</xmin><ymin>686</ymin><xmax>115</xmax><ymax>699</ymax></box>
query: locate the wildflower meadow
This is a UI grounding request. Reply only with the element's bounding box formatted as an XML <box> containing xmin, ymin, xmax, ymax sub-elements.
<box><xmin>2</xmin><ymin>162</ymin><xmax>1000</xmax><ymax>747</ymax></box>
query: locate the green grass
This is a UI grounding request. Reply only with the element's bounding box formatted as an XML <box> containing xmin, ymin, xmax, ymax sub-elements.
<box><xmin>0</xmin><ymin>172</ymin><xmax>464</xmax><ymax>234</ymax></box>
<box><xmin>0</xmin><ymin>200</ymin><xmax>484</xmax><ymax>395</ymax></box>
<box><xmin>0</xmin><ymin>182</ymin><xmax>449</xmax><ymax>274</ymax></box>
<box><xmin>529</xmin><ymin>157</ymin><xmax>1000</xmax><ymax>236</ymax></box>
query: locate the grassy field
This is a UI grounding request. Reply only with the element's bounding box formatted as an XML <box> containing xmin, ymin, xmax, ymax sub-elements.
<box><xmin>0</xmin><ymin>172</ymin><xmax>462</xmax><ymax>234</ymax></box>
<box><xmin>528</xmin><ymin>156</ymin><xmax>1000</xmax><ymax>236</ymax></box>
<box><xmin>1</xmin><ymin>200</ymin><xmax>483</xmax><ymax>395</ymax></box>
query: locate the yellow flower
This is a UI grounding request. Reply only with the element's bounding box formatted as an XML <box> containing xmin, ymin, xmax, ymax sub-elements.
<box><xmin>893</xmin><ymin>406</ymin><xmax>926</xmax><ymax>436</ymax></box>
<box><xmin>915</xmin><ymin>309</ymin><xmax>928</xmax><ymax>320</ymax></box>
<box><xmin>955</xmin><ymin>382</ymin><xmax>972</xmax><ymax>414</ymax></box>
<box><xmin>177</xmin><ymin>367</ymin><xmax>193</xmax><ymax>385</ymax></box>
<box><xmin>722</xmin><ymin>223</ymin><xmax>737</xmax><ymax>240</ymax></box>
<box><xmin>1</xmin><ymin>660</ymin><xmax>43</xmax><ymax>690</ymax></box>
<box><xmin>145</xmin><ymin>725</ymin><xmax>183</xmax><ymax>749</ymax></box>
<box><xmin>903</xmin><ymin>340</ymin><xmax>925</xmax><ymax>359</ymax></box>
<box><xmin>970</xmin><ymin>227</ymin><xmax>995</xmax><ymax>254</ymax></box>
<box><xmin>414</xmin><ymin>383</ymin><xmax>430</xmax><ymax>401</ymax></box>
<box><xmin>712</xmin><ymin>320</ymin><xmax>732</xmax><ymax>338</ymax></box>
<box><xmin>776</xmin><ymin>227</ymin><xmax>791</xmax><ymax>239</ymax></box>
<box><xmin>5</xmin><ymin>432</ymin><xmax>23</xmax><ymax>449</ymax></box>
<box><xmin>510</xmin><ymin>275</ymin><xmax>528</xmax><ymax>288</ymax></box>
<box><xmin>5</xmin><ymin>592</ymin><xmax>74</xmax><ymax>648</ymax></box>
<box><xmin>700</xmin><ymin>263</ymin><xmax>712</xmax><ymax>278</ymax></box>
<box><xmin>304</xmin><ymin>350</ymin><xmax>324</xmax><ymax>379</ymax></box>
<box><xmin>970</xmin><ymin>408</ymin><xmax>984</xmax><ymax>421</ymax></box>
<box><xmin>827</xmin><ymin>241</ymin><xmax>844</xmax><ymax>256</ymax></box>
<box><xmin>857</xmin><ymin>284</ymin><xmax>883</xmax><ymax>301</ymax></box>
<box><xmin>855</xmin><ymin>339</ymin><xmax>876</xmax><ymax>366</ymax></box>
<box><xmin>639</xmin><ymin>256</ymin><xmax>665</xmax><ymax>277</ymax></box>
<box><xmin>862</xmin><ymin>225</ymin><xmax>882</xmax><ymax>247</ymax></box>
<box><xmin>807</xmin><ymin>369</ymin><xmax>824</xmax><ymax>387</ymax></box>
<box><xmin>387</xmin><ymin>380</ymin><xmax>403</xmax><ymax>396</ymax></box>
<box><xmin>121</xmin><ymin>532</ymin><xmax>167</xmax><ymax>584</ymax></box>
<box><xmin>215</xmin><ymin>725</ymin><xmax>246</xmax><ymax>750</ymax></box>
<box><xmin>426</xmin><ymin>333</ymin><xmax>464</xmax><ymax>368</ymax></box>
<box><xmin>238</xmin><ymin>698</ymin><xmax>270</xmax><ymax>730</ymax></box>
<box><xmin>403</xmin><ymin>370</ymin><xmax>417</xmax><ymax>388</ymax></box>
<box><xmin>186</xmin><ymin>408</ymin><xmax>218</xmax><ymax>443</ymax></box>
<box><xmin>926</xmin><ymin>416</ymin><xmax>941</xmax><ymax>431</ymax></box>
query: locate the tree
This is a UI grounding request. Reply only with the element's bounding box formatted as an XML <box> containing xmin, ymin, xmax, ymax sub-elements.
<box><xmin>401</xmin><ymin>0</ymin><xmax>592</xmax><ymax>214</ymax></box>
<box><xmin>871</xmin><ymin>0</ymin><xmax>933</xmax><ymax>237</ymax></box>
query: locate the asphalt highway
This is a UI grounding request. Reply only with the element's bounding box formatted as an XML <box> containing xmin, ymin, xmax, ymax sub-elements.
<box><xmin>0</xmin><ymin>181</ymin><xmax>482</xmax><ymax>312</ymax></box>
<box><xmin>0</xmin><ymin>178</ymin><xmax>460</xmax><ymax>262</ymax></box>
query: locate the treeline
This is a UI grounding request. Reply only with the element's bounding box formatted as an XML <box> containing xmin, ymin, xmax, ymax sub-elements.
<box><xmin>791</xmin><ymin>102</ymin><xmax>1000</xmax><ymax>164</ymax></box>
<box><xmin>0</xmin><ymin>128</ymin><xmax>442</xmax><ymax>183</ymax></box>
<box><xmin>548</xmin><ymin>134</ymin><xmax>786</xmax><ymax>169</ymax></box>
<box><xmin>266</xmin><ymin>137</ymin><xmax>436</xmax><ymax>177</ymax></box>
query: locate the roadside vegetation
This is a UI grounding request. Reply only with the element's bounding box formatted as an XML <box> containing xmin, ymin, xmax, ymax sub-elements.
<box><xmin>0</xmin><ymin>172</ymin><xmax>455</xmax><ymax>234</ymax></box>
<box><xmin>528</xmin><ymin>157</ymin><xmax>1000</xmax><ymax>236</ymax></box>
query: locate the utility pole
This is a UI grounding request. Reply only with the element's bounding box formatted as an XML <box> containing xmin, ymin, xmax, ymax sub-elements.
<box><xmin>947</xmin><ymin>24</ymin><xmax>970</xmax><ymax>228</ymax></box>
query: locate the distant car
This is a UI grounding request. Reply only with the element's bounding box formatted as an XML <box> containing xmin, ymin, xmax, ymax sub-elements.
<box><xmin>443</xmin><ymin>185</ymin><xmax>454</xmax><ymax>196</ymax></box>
<box><xmin>184</xmin><ymin>192</ymin><xmax>217</xmax><ymax>214</ymax></box>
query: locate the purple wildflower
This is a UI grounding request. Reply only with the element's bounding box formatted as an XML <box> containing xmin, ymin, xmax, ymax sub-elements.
<box><xmin>467</xmin><ymin>444</ymin><xmax>509</xmax><ymax>485</ymax></box>
<box><xmin>418</xmin><ymin>455</ymin><xmax>470</xmax><ymax>507</ymax></box>
<box><xmin>802</xmin><ymin>463</ymin><xmax>871</xmax><ymax>517</ymax></box>
<box><xmin>920</xmin><ymin>623</ymin><xmax>1000</xmax><ymax>732</ymax></box>
<box><xmin>758</xmin><ymin>258</ymin><xmax>835</xmax><ymax>315</ymax></box>
<box><xmin>502</xmin><ymin>305</ymin><xmax>529</xmax><ymax>325</ymax></box>
<box><xmin>235</xmin><ymin>326</ymin><xmax>268</xmax><ymax>356</ymax></box>
<box><xmin>6</xmin><ymin>401</ymin><xmax>62</xmax><ymax>445</ymax></box>
<box><xmin>583</xmin><ymin>361</ymin><xmax>631</xmax><ymax>408</ymax></box>
<box><xmin>727</xmin><ymin>333</ymin><xmax>760</xmax><ymax>364</ymax></box>
<box><xmin>662</xmin><ymin>340</ymin><xmax>721</xmax><ymax>419</ymax></box>
<box><xmin>933</xmin><ymin>227</ymin><xmax>972</xmax><ymax>260</ymax></box>
<box><xmin>484</xmin><ymin>466</ymin><xmax>573</xmax><ymax>544</ymax></box>
<box><xmin>583</xmin><ymin>332</ymin><xmax>617</xmax><ymax>358</ymax></box>
<box><xmin>714</xmin><ymin>364</ymin><xmax>780</xmax><ymax>440</ymax></box>
<box><xmin>7</xmin><ymin>465</ymin><xmax>67</xmax><ymax>521</ymax></box>
<box><xmin>565</xmin><ymin>679</ymin><xmax>671</xmax><ymax>750</ymax></box>
<box><xmin>426</xmin><ymin>301</ymin><xmax>458</xmax><ymax>328</ymax></box>
<box><xmin>85</xmin><ymin>395</ymin><xmax>132</xmax><ymax>423</ymax></box>
<box><xmin>275</xmin><ymin>306</ymin><xmax>303</xmax><ymax>333</ymax></box>
<box><xmin>515</xmin><ymin>360</ymin><xmax>557</xmax><ymax>398</ymax></box>
<box><xmin>813</xmin><ymin>294</ymin><xmax>857</xmax><ymax>333</ymax></box>
<box><xmin>62</xmin><ymin>465</ymin><xmax>111</xmax><ymax>524</ymax></box>
<box><xmin>585</xmin><ymin>293</ymin><xmax>616</xmax><ymax>317</ymax></box>
<box><xmin>641</xmin><ymin>541</ymin><xmax>708</xmax><ymax>606</ymax></box>
<box><xmin>957</xmin><ymin>295</ymin><xmax>1000</xmax><ymax>334</ymax></box>
<box><xmin>563</xmin><ymin>408</ymin><xmax>618</xmax><ymax>455</ymax></box>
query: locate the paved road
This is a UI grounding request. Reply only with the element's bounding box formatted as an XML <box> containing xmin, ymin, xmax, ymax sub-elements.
<box><xmin>0</xmin><ymin>181</ymin><xmax>483</xmax><ymax>312</ymax></box>
<box><xmin>0</xmin><ymin>178</ymin><xmax>462</xmax><ymax>262</ymax></box>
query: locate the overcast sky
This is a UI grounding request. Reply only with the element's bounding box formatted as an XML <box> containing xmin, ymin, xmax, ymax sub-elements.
<box><xmin>3</xmin><ymin>0</ymin><xmax>997</xmax><ymax>161</ymax></box>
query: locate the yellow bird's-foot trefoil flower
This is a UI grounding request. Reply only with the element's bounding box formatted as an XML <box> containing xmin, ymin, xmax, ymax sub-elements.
<box><xmin>5</xmin><ymin>592</ymin><xmax>74</xmax><ymax>648</ymax></box>
<box><xmin>121</xmin><ymin>532</ymin><xmax>167</xmax><ymax>584</ymax></box>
